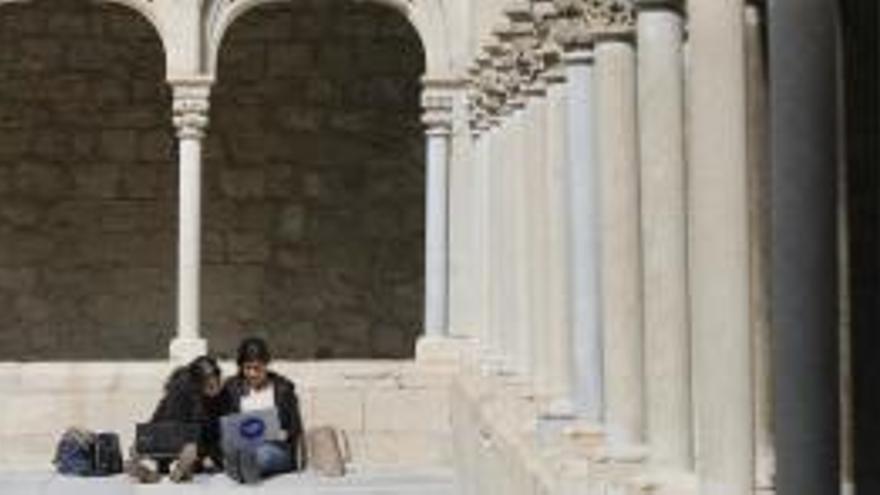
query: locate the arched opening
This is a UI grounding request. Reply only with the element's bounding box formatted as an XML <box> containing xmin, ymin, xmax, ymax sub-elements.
<box><xmin>0</xmin><ymin>0</ymin><xmax>174</xmax><ymax>359</ymax></box>
<box><xmin>206</xmin><ymin>0</ymin><xmax>426</xmax><ymax>359</ymax></box>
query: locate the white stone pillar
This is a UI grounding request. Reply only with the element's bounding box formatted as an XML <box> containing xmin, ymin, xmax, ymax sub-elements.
<box><xmin>472</xmin><ymin>118</ymin><xmax>493</xmax><ymax>350</ymax></box>
<box><xmin>563</xmin><ymin>45</ymin><xmax>603</xmax><ymax>420</ymax></box>
<box><xmin>510</xmin><ymin>97</ymin><xmax>534</xmax><ymax>375</ymax></box>
<box><xmin>503</xmin><ymin>103</ymin><xmax>528</xmax><ymax>372</ymax></box>
<box><xmin>169</xmin><ymin>78</ymin><xmax>211</xmax><ymax>362</ymax></box>
<box><xmin>594</xmin><ymin>25</ymin><xmax>644</xmax><ymax>446</ymax></box>
<box><xmin>541</xmin><ymin>65</ymin><xmax>575</xmax><ymax>411</ymax></box>
<box><xmin>688</xmin><ymin>1</ymin><xmax>753</xmax><ymax>493</ymax></box>
<box><xmin>421</xmin><ymin>81</ymin><xmax>455</xmax><ymax>340</ymax></box>
<box><xmin>484</xmin><ymin>116</ymin><xmax>504</xmax><ymax>360</ymax></box>
<box><xmin>524</xmin><ymin>80</ymin><xmax>552</xmax><ymax>391</ymax></box>
<box><xmin>635</xmin><ymin>0</ymin><xmax>693</xmax><ymax>469</ymax></box>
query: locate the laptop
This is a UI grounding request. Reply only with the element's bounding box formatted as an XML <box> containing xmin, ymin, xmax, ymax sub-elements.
<box><xmin>135</xmin><ymin>422</ymin><xmax>202</xmax><ymax>459</ymax></box>
<box><xmin>220</xmin><ymin>408</ymin><xmax>283</xmax><ymax>453</ymax></box>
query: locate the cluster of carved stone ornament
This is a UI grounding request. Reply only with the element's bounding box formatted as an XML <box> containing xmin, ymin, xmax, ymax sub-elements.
<box><xmin>421</xmin><ymin>79</ymin><xmax>456</xmax><ymax>135</ymax></box>
<box><xmin>172</xmin><ymin>81</ymin><xmax>212</xmax><ymax>140</ymax></box>
<box><xmin>467</xmin><ymin>0</ymin><xmax>636</xmax><ymax>133</ymax></box>
<box><xmin>552</xmin><ymin>0</ymin><xmax>635</xmax><ymax>47</ymax></box>
<box><xmin>532</xmin><ymin>0</ymin><xmax>566</xmax><ymax>80</ymax></box>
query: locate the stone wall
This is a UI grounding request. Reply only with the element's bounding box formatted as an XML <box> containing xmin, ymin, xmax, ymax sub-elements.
<box><xmin>204</xmin><ymin>1</ymin><xmax>426</xmax><ymax>360</ymax></box>
<box><xmin>0</xmin><ymin>1</ymin><xmax>175</xmax><ymax>359</ymax></box>
<box><xmin>0</xmin><ymin>0</ymin><xmax>425</xmax><ymax>360</ymax></box>
<box><xmin>0</xmin><ymin>360</ymin><xmax>454</xmax><ymax>470</ymax></box>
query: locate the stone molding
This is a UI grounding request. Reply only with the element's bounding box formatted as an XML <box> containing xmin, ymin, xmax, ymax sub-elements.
<box><xmin>421</xmin><ymin>78</ymin><xmax>459</xmax><ymax>135</ymax></box>
<box><xmin>170</xmin><ymin>78</ymin><xmax>212</xmax><ymax>140</ymax></box>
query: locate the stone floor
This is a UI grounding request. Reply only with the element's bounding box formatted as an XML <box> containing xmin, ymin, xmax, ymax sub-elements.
<box><xmin>0</xmin><ymin>468</ymin><xmax>458</xmax><ymax>495</ymax></box>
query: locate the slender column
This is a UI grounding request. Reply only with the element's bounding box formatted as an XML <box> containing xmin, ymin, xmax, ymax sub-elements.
<box><xmin>421</xmin><ymin>81</ymin><xmax>454</xmax><ymax>338</ymax></box>
<box><xmin>472</xmin><ymin>119</ymin><xmax>493</xmax><ymax>350</ymax></box>
<box><xmin>594</xmin><ymin>23</ymin><xmax>644</xmax><ymax>445</ymax></box>
<box><xmin>486</xmin><ymin>116</ymin><xmax>507</xmax><ymax>361</ymax></box>
<box><xmin>496</xmin><ymin>109</ymin><xmax>519</xmax><ymax>367</ymax></box>
<box><xmin>744</xmin><ymin>2</ymin><xmax>774</xmax><ymax>491</ymax></box>
<box><xmin>169</xmin><ymin>78</ymin><xmax>211</xmax><ymax>362</ymax></box>
<box><xmin>542</xmin><ymin>66</ymin><xmax>574</xmax><ymax>410</ymax></box>
<box><xmin>635</xmin><ymin>0</ymin><xmax>692</xmax><ymax>469</ymax></box>
<box><xmin>563</xmin><ymin>46</ymin><xmax>603</xmax><ymax>420</ymax></box>
<box><xmin>688</xmin><ymin>1</ymin><xmax>753</xmax><ymax>493</ymax></box>
<box><xmin>768</xmin><ymin>0</ymin><xmax>841</xmax><ymax>493</ymax></box>
<box><xmin>508</xmin><ymin>101</ymin><xmax>532</xmax><ymax>373</ymax></box>
<box><xmin>524</xmin><ymin>82</ymin><xmax>552</xmax><ymax>391</ymax></box>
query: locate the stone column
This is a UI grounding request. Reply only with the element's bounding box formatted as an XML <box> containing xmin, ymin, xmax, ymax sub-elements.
<box><xmin>745</xmin><ymin>2</ymin><xmax>774</xmax><ymax>491</ymax></box>
<box><xmin>523</xmin><ymin>80</ymin><xmax>552</xmax><ymax>390</ymax></box>
<box><xmin>421</xmin><ymin>80</ymin><xmax>454</xmax><ymax>340</ymax></box>
<box><xmin>508</xmin><ymin>98</ymin><xmax>533</xmax><ymax>373</ymax></box>
<box><xmin>562</xmin><ymin>42</ymin><xmax>603</xmax><ymax>420</ymax></box>
<box><xmin>542</xmin><ymin>65</ymin><xmax>574</xmax><ymax>411</ymax></box>
<box><xmin>687</xmin><ymin>1</ymin><xmax>753</xmax><ymax>493</ymax></box>
<box><xmin>594</xmin><ymin>14</ymin><xmax>644</xmax><ymax>446</ymax></box>
<box><xmin>768</xmin><ymin>0</ymin><xmax>841</xmax><ymax>493</ymax></box>
<box><xmin>635</xmin><ymin>0</ymin><xmax>692</xmax><ymax>469</ymax></box>
<box><xmin>169</xmin><ymin>78</ymin><xmax>211</xmax><ymax>362</ymax></box>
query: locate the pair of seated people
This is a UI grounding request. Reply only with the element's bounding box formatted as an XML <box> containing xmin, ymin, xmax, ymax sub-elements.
<box><xmin>128</xmin><ymin>336</ymin><xmax>303</xmax><ymax>484</ymax></box>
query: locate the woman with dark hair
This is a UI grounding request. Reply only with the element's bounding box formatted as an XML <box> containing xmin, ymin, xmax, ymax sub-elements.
<box><xmin>126</xmin><ymin>355</ymin><xmax>224</xmax><ymax>483</ymax></box>
<box><xmin>219</xmin><ymin>337</ymin><xmax>304</xmax><ymax>484</ymax></box>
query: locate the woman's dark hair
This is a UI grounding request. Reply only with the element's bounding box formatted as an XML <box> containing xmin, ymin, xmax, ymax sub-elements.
<box><xmin>188</xmin><ymin>355</ymin><xmax>221</xmax><ymax>384</ymax></box>
<box><xmin>237</xmin><ymin>337</ymin><xmax>271</xmax><ymax>366</ymax></box>
<box><xmin>163</xmin><ymin>355</ymin><xmax>220</xmax><ymax>395</ymax></box>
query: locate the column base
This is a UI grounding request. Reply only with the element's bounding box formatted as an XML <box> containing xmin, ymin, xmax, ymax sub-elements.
<box><xmin>169</xmin><ymin>337</ymin><xmax>207</xmax><ymax>363</ymax></box>
<box><xmin>415</xmin><ymin>335</ymin><xmax>471</xmax><ymax>364</ymax></box>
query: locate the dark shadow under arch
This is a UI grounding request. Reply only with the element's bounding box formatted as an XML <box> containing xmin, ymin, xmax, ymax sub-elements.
<box><xmin>0</xmin><ymin>0</ymin><xmax>175</xmax><ymax>359</ymax></box>
<box><xmin>205</xmin><ymin>0</ymin><xmax>426</xmax><ymax>359</ymax></box>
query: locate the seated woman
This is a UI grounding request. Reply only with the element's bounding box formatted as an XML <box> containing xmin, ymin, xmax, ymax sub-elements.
<box><xmin>127</xmin><ymin>355</ymin><xmax>224</xmax><ymax>483</ymax></box>
<box><xmin>220</xmin><ymin>337</ymin><xmax>304</xmax><ymax>484</ymax></box>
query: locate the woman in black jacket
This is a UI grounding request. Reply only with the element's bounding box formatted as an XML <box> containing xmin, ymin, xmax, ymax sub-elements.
<box><xmin>220</xmin><ymin>337</ymin><xmax>303</xmax><ymax>484</ymax></box>
<box><xmin>127</xmin><ymin>355</ymin><xmax>224</xmax><ymax>483</ymax></box>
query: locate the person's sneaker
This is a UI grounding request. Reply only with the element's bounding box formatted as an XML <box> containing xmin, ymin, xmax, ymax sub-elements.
<box><xmin>169</xmin><ymin>443</ymin><xmax>198</xmax><ymax>483</ymax></box>
<box><xmin>124</xmin><ymin>459</ymin><xmax>160</xmax><ymax>484</ymax></box>
<box><xmin>224</xmin><ymin>450</ymin><xmax>243</xmax><ymax>482</ymax></box>
<box><xmin>239</xmin><ymin>449</ymin><xmax>261</xmax><ymax>485</ymax></box>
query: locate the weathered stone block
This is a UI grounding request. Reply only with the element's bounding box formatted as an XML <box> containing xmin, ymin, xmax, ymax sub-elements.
<box><xmin>226</xmin><ymin>233</ymin><xmax>271</xmax><ymax>263</ymax></box>
<box><xmin>137</xmin><ymin>129</ymin><xmax>174</xmax><ymax>162</ymax></box>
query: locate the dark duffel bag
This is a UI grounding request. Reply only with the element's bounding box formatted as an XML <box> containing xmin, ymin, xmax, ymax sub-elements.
<box><xmin>135</xmin><ymin>422</ymin><xmax>202</xmax><ymax>460</ymax></box>
<box><xmin>93</xmin><ymin>432</ymin><xmax>123</xmax><ymax>476</ymax></box>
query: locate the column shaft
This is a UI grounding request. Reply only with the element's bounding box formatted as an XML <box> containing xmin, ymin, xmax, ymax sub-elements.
<box><xmin>745</xmin><ymin>3</ymin><xmax>774</xmax><ymax>490</ymax></box>
<box><xmin>688</xmin><ymin>1</ymin><xmax>753</xmax><ymax>493</ymax></box>
<box><xmin>510</xmin><ymin>106</ymin><xmax>532</xmax><ymax>372</ymax></box>
<box><xmin>637</xmin><ymin>3</ymin><xmax>692</xmax><ymax>468</ymax></box>
<box><xmin>170</xmin><ymin>80</ymin><xmax>210</xmax><ymax>362</ymax></box>
<box><xmin>564</xmin><ymin>49</ymin><xmax>603</xmax><ymax>420</ymax></box>
<box><xmin>768</xmin><ymin>0</ymin><xmax>841</xmax><ymax>493</ymax></box>
<box><xmin>177</xmin><ymin>136</ymin><xmax>202</xmax><ymax>343</ymax></box>
<box><xmin>425</xmin><ymin>128</ymin><xmax>451</xmax><ymax>337</ymax></box>
<box><xmin>544</xmin><ymin>75</ymin><xmax>574</xmax><ymax>410</ymax></box>
<box><xmin>595</xmin><ymin>37</ymin><xmax>644</xmax><ymax>445</ymax></box>
<box><xmin>526</xmin><ymin>89</ymin><xmax>552</xmax><ymax>391</ymax></box>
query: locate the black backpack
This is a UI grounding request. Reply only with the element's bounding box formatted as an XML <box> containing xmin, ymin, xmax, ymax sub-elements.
<box><xmin>53</xmin><ymin>429</ymin><xmax>123</xmax><ymax>477</ymax></box>
<box><xmin>93</xmin><ymin>432</ymin><xmax>123</xmax><ymax>476</ymax></box>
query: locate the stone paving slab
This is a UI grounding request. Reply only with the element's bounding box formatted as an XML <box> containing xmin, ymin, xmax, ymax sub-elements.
<box><xmin>0</xmin><ymin>468</ymin><xmax>458</xmax><ymax>495</ymax></box>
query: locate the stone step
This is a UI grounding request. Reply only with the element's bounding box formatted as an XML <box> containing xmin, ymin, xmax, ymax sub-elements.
<box><xmin>0</xmin><ymin>468</ymin><xmax>457</xmax><ymax>495</ymax></box>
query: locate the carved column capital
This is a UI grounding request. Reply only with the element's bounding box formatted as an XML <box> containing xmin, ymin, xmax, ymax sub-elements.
<box><xmin>421</xmin><ymin>78</ymin><xmax>458</xmax><ymax>136</ymax></box>
<box><xmin>591</xmin><ymin>0</ymin><xmax>636</xmax><ymax>42</ymax></box>
<box><xmin>170</xmin><ymin>78</ymin><xmax>212</xmax><ymax>140</ymax></box>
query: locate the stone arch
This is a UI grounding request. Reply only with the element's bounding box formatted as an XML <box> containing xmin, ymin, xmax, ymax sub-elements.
<box><xmin>0</xmin><ymin>0</ymin><xmax>177</xmax><ymax>359</ymax></box>
<box><xmin>202</xmin><ymin>0</ymin><xmax>427</xmax><ymax>358</ymax></box>
<box><xmin>0</xmin><ymin>0</ymin><xmax>169</xmax><ymax>71</ymax></box>
<box><xmin>202</xmin><ymin>0</ymin><xmax>452</xmax><ymax>77</ymax></box>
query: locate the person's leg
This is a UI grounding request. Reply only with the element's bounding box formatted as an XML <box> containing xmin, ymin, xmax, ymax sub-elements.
<box><xmin>254</xmin><ymin>442</ymin><xmax>293</xmax><ymax>478</ymax></box>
